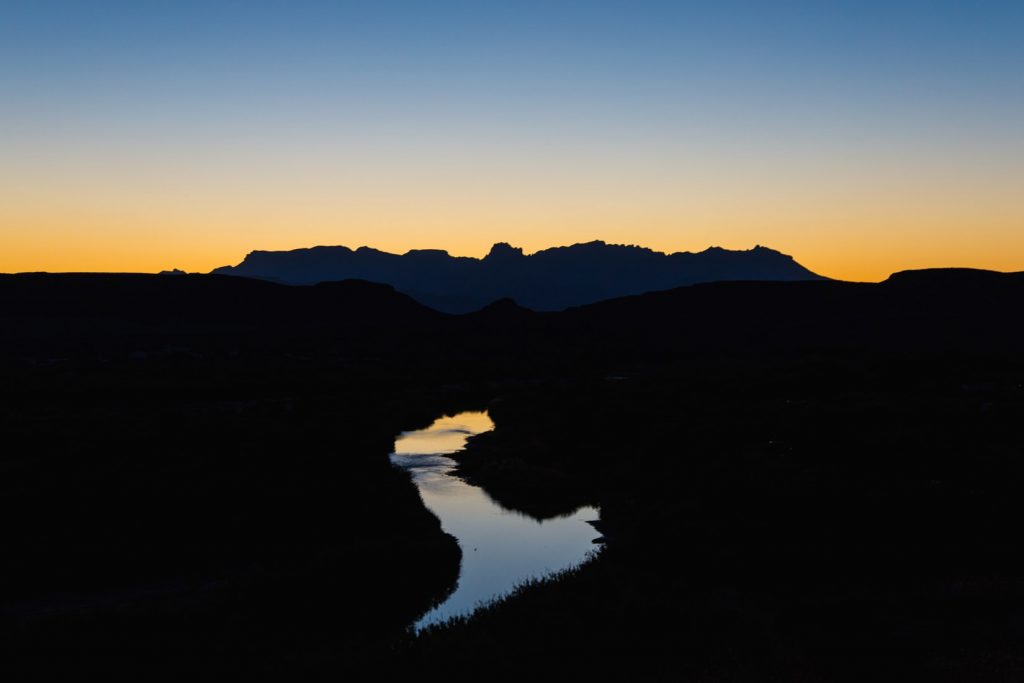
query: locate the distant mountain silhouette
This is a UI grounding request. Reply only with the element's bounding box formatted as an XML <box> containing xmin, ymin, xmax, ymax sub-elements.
<box><xmin>211</xmin><ymin>241</ymin><xmax>824</xmax><ymax>312</ymax></box>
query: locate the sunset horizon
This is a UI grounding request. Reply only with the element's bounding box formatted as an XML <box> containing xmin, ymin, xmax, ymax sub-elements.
<box><xmin>3</xmin><ymin>2</ymin><xmax>1021</xmax><ymax>282</ymax></box>
<box><xmin>4</xmin><ymin>233</ymin><xmax>1023</xmax><ymax>284</ymax></box>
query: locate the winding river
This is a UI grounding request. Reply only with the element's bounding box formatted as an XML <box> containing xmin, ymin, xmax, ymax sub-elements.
<box><xmin>390</xmin><ymin>410</ymin><xmax>600</xmax><ymax>630</ymax></box>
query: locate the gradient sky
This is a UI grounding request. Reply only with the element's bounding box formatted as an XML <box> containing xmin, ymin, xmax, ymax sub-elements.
<box><xmin>2</xmin><ymin>0</ymin><xmax>1022</xmax><ymax>280</ymax></box>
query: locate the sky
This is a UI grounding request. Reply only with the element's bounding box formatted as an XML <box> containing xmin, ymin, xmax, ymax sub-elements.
<box><xmin>1</xmin><ymin>0</ymin><xmax>1022</xmax><ymax>280</ymax></box>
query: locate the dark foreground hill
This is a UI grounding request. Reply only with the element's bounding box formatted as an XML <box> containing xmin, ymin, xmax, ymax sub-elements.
<box><xmin>0</xmin><ymin>273</ymin><xmax>444</xmax><ymax>362</ymax></box>
<box><xmin>557</xmin><ymin>267</ymin><xmax>1024</xmax><ymax>352</ymax></box>
<box><xmin>211</xmin><ymin>240</ymin><xmax>824</xmax><ymax>312</ymax></box>
<box><xmin>4</xmin><ymin>268</ymin><xmax>1020</xmax><ymax>363</ymax></box>
<box><xmin>3</xmin><ymin>268</ymin><xmax>1024</xmax><ymax>681</ymax></box>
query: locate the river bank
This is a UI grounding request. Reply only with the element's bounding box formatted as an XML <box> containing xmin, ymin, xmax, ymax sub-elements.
<box><xmin>390</xmin><ymin>410</ymin><xmax>600</xmax><ymax>630</ymax></box>
<box><xmin>1</xmin><ymin>366</ymin><xmax>496</xmax><ymax>679</ymax></box>
<box><xmin>398</xmin><ymin>353</ymin><xmax>1024</xmax><ymax>681</ymax></box>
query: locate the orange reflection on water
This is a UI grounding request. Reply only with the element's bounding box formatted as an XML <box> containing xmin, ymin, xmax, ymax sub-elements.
<box><xmin>392</xmin><ymin>411</ymin><xmax>494</xmax><ymax>456</ymax></box>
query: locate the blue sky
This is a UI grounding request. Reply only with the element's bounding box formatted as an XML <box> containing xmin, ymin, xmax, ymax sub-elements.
<box><xmin>2</xmin><ymin>1</ymin><xmax>1022</xmax><ymax>277</ymax></box>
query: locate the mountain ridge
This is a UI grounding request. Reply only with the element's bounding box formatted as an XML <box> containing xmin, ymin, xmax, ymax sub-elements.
<box><xmin>211</xmin><ymin>240</ymin><xmax>824</xmax><ymax>313</ymax></box>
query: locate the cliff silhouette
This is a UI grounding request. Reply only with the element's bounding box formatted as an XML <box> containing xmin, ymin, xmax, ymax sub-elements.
<box><xmin>211</xmin><ymin>241</ymin><xmax>824</xmax><ymax>312</ymax></box>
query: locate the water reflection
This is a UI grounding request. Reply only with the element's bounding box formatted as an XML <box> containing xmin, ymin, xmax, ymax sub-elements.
<box><xmin>390</xmin><ymin>411</ymin><xmax>600</xmax><ymax>630</ymax></box>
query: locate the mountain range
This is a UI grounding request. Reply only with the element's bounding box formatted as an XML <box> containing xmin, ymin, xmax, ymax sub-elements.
<box><xmin>211</xmin><ymin>241</ymin><xmax>824</xmax><ymax>312</ymax></box>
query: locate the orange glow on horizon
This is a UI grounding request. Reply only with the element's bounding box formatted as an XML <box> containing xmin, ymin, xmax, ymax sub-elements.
<box><xmin>3</xmin><ymin>207</ymin><xmax>1021</xmax><ymax>283</ymax></box>
<box><xmin>4</xmin><ymin>0</ymin><xmax>1022</xmax><ymax>286</ymax></box>
<box><xmin>2</xmin><ymin>143</ymin><xmax>1021</xmax><ymax>281</ymax></box>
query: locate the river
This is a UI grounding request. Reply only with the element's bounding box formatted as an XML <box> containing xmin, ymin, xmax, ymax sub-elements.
<box><xmin>389</xmin><ymin>410</ymin><xmax>601</xmax><ymax>630</ymax></box>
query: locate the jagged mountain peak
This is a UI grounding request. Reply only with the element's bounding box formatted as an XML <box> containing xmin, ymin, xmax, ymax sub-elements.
<box><xmin>485</xmin><ymin>242</ymin><xmax>525</xmax><ymax>259</ymax></box>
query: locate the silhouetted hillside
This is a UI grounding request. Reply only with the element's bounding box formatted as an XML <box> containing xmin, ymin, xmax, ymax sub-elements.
<box><xmin>4</xmin><ymin>267</ymin><xmax>1024</xmax><ymax>680</ymax></box>
<box><xmin>0</xmin><ymin>273</ymin><xmax>444</xmax><ymax>362</ymax></box>
<box><xmin>4</xmin><ymin>269</ymin><xmax>1022</xmax><ymax>366</ymax></box>
<box><xmin>211</xmin><ymin>241</ymin><xmax>824</xmax><ymax>312</ymax></box>
<box><xmin>0</xmin><ymin>273</ymin><xmax>436</xmax><ymax>323</ymax></box>
<box><xmin>555</xmin><ymin>268</ymin><xmax>1024</xmax><ymax>353</ymax></box>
